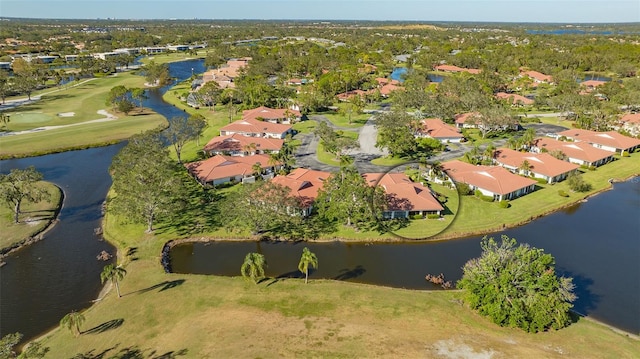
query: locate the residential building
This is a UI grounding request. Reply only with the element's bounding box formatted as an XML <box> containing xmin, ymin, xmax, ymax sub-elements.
<box><xmin>434</xmin><ymin>64</ymin><xmax>481</xmax><ymax>74</ymax></box>
<box><xmin>454</xmin><ymin>112</ymin><xmax>481</xmax><ymax>129</ymax></box>
<box><xmin>185</xmin><ymin>154</ymin><xmax>279</xmax><ymax>186</ymax></box>
<box><xmin>416</xmin><ymin>118</ymin><xmax>464</xmax><ymax>143</ymax></box>
<box><xmin>362</xmin><ymin>173</ymin><xmax>444</xmax><ymax>219</ymax></box>
<box><xmin>493</xmin><ymin>148</ymin><xmax>579</xmax><ymax>183</ymax></box>
<box><xmin>242</xmin><ymin>106</ymin><xmax>301</xmax><ymax>124</ymax></box>
<box><xmin>203</xmin><ymin>134</ymin><xmax>284</xmax><ymax>157</ymax></box>
<box><xmin>519</xmin><ymin>69</ymin><xmax>553</xmax><ymax>86</ymax></box>
<box><xmin>442</xmin><ymin>160</ymin><xmax>537</xmax><ymax>201</ymax></box>
<box><xmin>495</xmin><ymin>92</ymin><xmax>534</xmax><ymax>106</ymax></box>
<box><xmin>220</xmin><ymin>118</ymin><xmax>293</xmax><ymax>139</ymax></box>
<box><xmin>617</xmin><ymin>113</ymin><xmax>640</xmax><ymax>137</ymax></box>
<box><xmin>271</xmin><ymin>168</ymin><xmax>331</xmax><ymax>216</ymax></box>
<box><xmin>557</xmin><ymin>129</ymin><xmax>640</xmax><ymax>154</ymax></box>
<box><xmin>532</xmin><ymin>138</ymin><xmax>613</xmax><ymax>167</ymax></box>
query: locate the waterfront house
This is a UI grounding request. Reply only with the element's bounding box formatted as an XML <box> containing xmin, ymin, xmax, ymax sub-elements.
<box><xmin>271</xmin><ymin>168</ymin><xmax>331</xmax><ymax>216</ymax></box>
<box><xmin>442</xmin><ymin>160</ymin><xmax>537</xmax><ymax>201</ymax></box>
<box><xmin>220</xmin><ymin>118</ymin><xmax>293</xmax><ymax>139</ymax></box>
<box><xmin>532</xmin><ymin>137</ymin><xmax>614</xmax><ymax>167</ymax></box>
<box><xmin>362</xmin><ymin>173</ymin><xmax>444</xmax><ymax>219</ymax></box>
<box><xmin>493</xmin><ymin>148</ymin><xmax>579</xmax><ymax>183</ymax></box>
<box><xmin>203</xmin><ymin>134</ymin><xmax>284</xmax><ymax>157</ymax></box>
<box><xmin>557</xmin><ymin>129</ymin><xmax>640</xmax><ymax>155</ymax></box>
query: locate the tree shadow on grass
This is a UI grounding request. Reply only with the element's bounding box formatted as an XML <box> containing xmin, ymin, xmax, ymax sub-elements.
<box><xmin>82</xmin><ymin>319</ymin><xmax>124</xmax><ymax>335</ymax></box>
<box><xmin>265</xmin><ymin>269</ymin><xmax>307</xmax><ymax>287</ymax></box>
<box><xmin>128</xmin><ymin>279</ymin><xmax>186</xmax><ymax>296</ymax></box>
<box><xmin>70</xmin><ymin>345</ymin><xmax>188</xmax><ymax>359</ymax></box>
<box><xmin>333</xmin><ymin>265</ymin><xmax>366</xmax><ymax>281</ymax></box>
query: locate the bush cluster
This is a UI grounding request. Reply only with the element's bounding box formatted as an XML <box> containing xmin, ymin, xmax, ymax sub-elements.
<box><xmin>498</xmin><ymin>200</ymin><xmax>510</xmax><ymax>208</ymax></box>
<box><xmin>427</xmin><ymin>214</ymin><xmax>441</xmax><ymax>219</ymax></box>
<box><xmin>558</xmin><ymin>190</ymin><xmax>569</xmax><ymax>197</ymax></box>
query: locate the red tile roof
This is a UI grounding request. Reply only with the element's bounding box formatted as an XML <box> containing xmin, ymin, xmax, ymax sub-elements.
<box><xmin>581</xmin><ymin>80</ymin><xmax>607</xmax><ymax>88</ymax></box>
<box><xmin>380</xmin><ymin>83</ymin><xmax>404</xmax><ymax>96</ymax></box>
<box><xmin>496</xmin><ymin>92</ymin><xmax>534</xmax><ymax>105</ymax></box>
<box><xmin>557</xmin><ymin>129</ymin><xmax>640</xmax><ymax>151</ymax></box>
<box><xmin>419</xmin><ymin>118</ymin><xmax>464</xmax><ymax>139</ymax></box>
<box><xmin>362</xmin><ymin>173</ymin><xmax>444</xmax><ymax>212</ymax></box>
<box><xmin>620</xmin><ymin>113</ymin><xmax>640</xmax><ymax>125</ymax></box>
<box><xmin>203</xmin><ymin>133</ymin><xmax>284</xmax><ymax>154</ymax></box>
<box><xmin>533</xmin><ymin>137</ymin><xmax>613</xmax><ymax>163</ymax></box>
<box><xmin>271</xmin><ymin>168</ymin><xmax>331</xmax><ymax>207</ymax></box>
<box><xmin>442</xmin><ymin>160</ymin><xmax>537</xmax><ymax>196</ymax></box>
<box><xmin>454</xmin><ymin>112</ymin><xmax>480</xmax><ymax>125</ymax></box>
<box><xmin>494</xmin><ymin>148</ymin><xmax>579</xmax><ymax>178</ymax></box>
<box><xmin>520</xmin><ymin>70</ymin><xmax>552</xmax><ymax>83</ymax></box>
<box><xmin>185</xmin><ymin>154</ymin><xmax>274</xmax><ymax>183</ymax></box>
<box><xmin>242</xmin><ymin>106</ymin><xmax>301</xmax><ymax>122</ymax></box>
<box><xmin>220</xmin><ymin>118</ymin><xmax>292</xmax><ymax>137</ymax></box>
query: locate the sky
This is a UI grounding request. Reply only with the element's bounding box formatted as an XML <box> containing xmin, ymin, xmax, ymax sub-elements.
<box><xmin>1</xmin><ymin>0</ymin><xmax>639</xmax><ymax>23</ymax></box>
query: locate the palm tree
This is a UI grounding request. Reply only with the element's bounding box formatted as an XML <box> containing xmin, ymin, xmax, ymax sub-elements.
<box><xmin>521</xmin><ymin>128</ymin><xmax>536</xmax><ymax>150</ymax></box>
<box><xmin>240</xmin><ymin>252</ymin><xmax>266</xmax><ymax>284</ymax></box>
<box><xmin>519</xmin><ymin>160</ymin><xmax>531</xmax><ymax>176</ymax></box>
<box><xmin>100</xmin><ymin>264</ymin><xmax>127</xmax><ymax>298</ymax></box>
<box><xmin>252</xmin><ymin>162</ymin><xmax>263</xmax><ymax>177</ymax></box>
<box><xmin>298</xmin><ymin>247</ymin><xmax>319</xmax><ymax>284</ymax></box>
<box><xmin>483</xmin><ymin>144</ymin><xmax>496</xmax><ymax>164</ymax></box>
<box><xmin>60</xmin><ymin>311</ymin><xmax>85</xmax><ymax>338</ymax></box>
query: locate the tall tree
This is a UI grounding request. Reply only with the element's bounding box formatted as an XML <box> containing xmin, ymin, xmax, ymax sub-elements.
<box><xmin>476</xmin><ymin>107</ymin><xmax>518</xmax><ymax>139</ymax></box>
<box><xmin>0</xmin><ymin>69</ymin><xmax>10</xmax><ymax>104</ymax></box>
<box><xmin>109</xmin><ymin>132</ymin><xmax>184</xmax><ymax>232</ymax></box>
<box><xmin>100</xmin><ymin>263</ymin><xmax>127</xmax><ymax>298</ymax></box>
<box><xmin>164</xmin><ymin>115</ymin><xmax>207</xmax><ymax>164</ymax></box>
<box><xmin>0</xmin><ymin>167</ymin><xmax>50</xmax><ymax>223</ymax></box>
<box><xmin>130</xmin><ymin>88</ymin><xmax>147</xmax><ymax>112</ymax></box>
<box><xmin>59</xmin><ymin>311</ymin><xmax>85</xmax><ymax>338</ymax></box>
<box><xmin>298</xmin><ymin>247</ymin><xmax>318</xmax><ymax>284</ymax></box>
<box><xmin>198</xmin><ymin>81</ymin><xmax>221</xmax><ymax>111</ymax></box>
<box><xmin>374</xmin><ymin>110</ymin><xmax>418</xmax><ymax>157</ymax></box>
<box><xmin>457</xmin><ymin>235</ymin><xmax>576</xmax><ymax>333</ymax></box>
<box><xmin>240</xmin><ymin>252</ymin><xmax>267</xmax><ymax>284</ymax></box>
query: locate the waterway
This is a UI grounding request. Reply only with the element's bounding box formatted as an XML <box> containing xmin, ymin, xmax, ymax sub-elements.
<box><xmin>0</xmin><ymin>58</ymin><xmax>638</xmax><ymax>342</ymax></box>
<box><xmin>390</xmin><ymin>67</ymin><xmax>444</xmax><ymax>83</ymax></box>
<box><xmin>170</xmin><ymin>178</ymin><xmax>640</xmax><ymax>334</ymax></box>
<box><xmin>0</xmin><ymin>58</ymin><xmax>205</xmax><ymax>342</ymax></box>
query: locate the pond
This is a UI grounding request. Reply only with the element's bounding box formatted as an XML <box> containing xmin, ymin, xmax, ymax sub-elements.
<box><xmin>170</xmin><ymin>178</ymin><xmax>640</xmax><ymax>334</ymax></box>
<box><xmin>390</xmin><ymin>67</ymin><xmax>443</xmax><ymax>83</ymax></box>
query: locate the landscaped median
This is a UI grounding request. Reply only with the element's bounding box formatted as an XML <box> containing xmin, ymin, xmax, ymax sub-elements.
<box><xmin>33</xmin><ymin>208</ymin><xmax>640</xmax><ymax>358</ymax></box>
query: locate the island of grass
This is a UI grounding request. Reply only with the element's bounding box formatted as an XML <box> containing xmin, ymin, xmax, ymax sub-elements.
<box><xmin>0</xmin><ymin>181</ymin><xmax>62</xmax><ymax>259</ymax></box>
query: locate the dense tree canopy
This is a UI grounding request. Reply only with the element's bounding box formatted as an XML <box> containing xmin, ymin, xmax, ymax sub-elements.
<box><xmin>457</xmin><ymin>235</ymin><xmax>576</xmax><ymax>333</ymax></box>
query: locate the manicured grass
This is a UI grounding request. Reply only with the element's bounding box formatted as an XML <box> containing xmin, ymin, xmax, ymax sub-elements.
<box><xmin>36</xmin><ymin>205</ymin><xmax>640</xmax><ymax>358</ymax></box>
<box><xmin>370</xmin><ymin>156</ymin><xmax>408</xmax><ymax>166</ymax></box>
<box><xmin>0</xmin><ymin>181</ymin><xmax>61</xmax><ymax>251</ymax></box>
<box><xmin>320</xmin><ymin>106</ymin><xmax>370</xmax><ymax>128</ymax></box>
<box><xmin>292</xmin><ymin>119</ymin><xmax>317</xmax><ymax>134</ymax></box>
<box><xmin>0</xmin><ymin>113</ymin><xmax>167</xmax><ymax>158</ymax></box>
<box><xmin>0</xmin><ymin>73</ymin><xmax>169</xmax><ymax>158</ymax></box>
<box><xmin>139</xmin><ymin>52</ymin><xmax>206</xmax><ymax>65</ymax></box>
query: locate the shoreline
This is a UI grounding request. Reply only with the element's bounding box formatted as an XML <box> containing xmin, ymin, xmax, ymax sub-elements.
<box><xmin>0</xmin><ymin>184</ymin><xmax>65</xmax><ymax>266</ymax></box>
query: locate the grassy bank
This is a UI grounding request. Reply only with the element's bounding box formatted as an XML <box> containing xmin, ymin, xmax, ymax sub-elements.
<box><xmin>0</xmin><ymin>73</ymin><xmax>168</xmax><ymax>158</ymax></box>
<box><xmin>35</xmin><ymin>208</ymin><xmax>640</xmax><ymax>358</ymax></box>
<box><xmin>0</xmin><ymin>181</ymin><xmax>62</xmax><ymax>251</ymax></box>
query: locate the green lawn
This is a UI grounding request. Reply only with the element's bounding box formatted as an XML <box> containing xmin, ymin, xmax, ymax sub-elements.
<box><xmin>139</xmin><ymin>51</ymin><xmax>207</xmax><ymax>65</ymax></box>
<box><xmin>320</xmin><ymin>106</ymin><xmax>370</xmax><ymax>128</ymax></box>
<box><xmin>371</xmin><ymin>156</ymin><xmax>407</xmax><ymax>166</ymax></box>
<box><xmin>34</xmin><ymin>200</ymin><xmax>640</xmax><ymax>358</ymax></box>
<box><xmin>0</xmin><ymin>181</ymin><xmax>61</xmax><ymax>251</ymax></box>
<box><xmin>316</xmin><ymin>131</ymin><xmax>358</xmax><ymax>166</ymax></box>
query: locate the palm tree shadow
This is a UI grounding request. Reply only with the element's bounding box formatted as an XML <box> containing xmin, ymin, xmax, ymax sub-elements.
<box><xmin>128</xmin><ymin>279</ymin><xmax>186</xmax><ymax>295</ymax></box>
<box><xmin>333</xmin><ymin>265</ymin><xmax>366</xmax><ymax>281</ymax></box>
<box><xmin>265</xmin><ymin>269</ymin><xmax>306</xmax><ymax>287</ymax></box>
<box><xmin>83</xmin><ymin>319</ymin><xmax>124</xmax><ymax>334</ymax></box>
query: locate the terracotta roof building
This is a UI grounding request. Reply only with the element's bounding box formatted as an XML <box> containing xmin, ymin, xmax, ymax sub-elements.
<box><xmin>442</xmin><ymin>160</ymin><xmax>537</xmax><ymax>201</ymax></box>
<box><xmin>203</xmin><ymin>133</ymin><xmax>284</xmax><ymax>157</ymax></box>
<box><xmin>242</xmin><ymin>106</ymin><xmax>302</xmax><ymax>124</ymax></box>
<box><xmin>220</xmin><ymin>118</ymin><xmax>293</xmax><ymax>139</ymax></box>
<box><xmin>520</xmin><ymin>70</ymin><xmax>553</xmax><ymax>84</ymax></box>
<box><xmin>557</xmin><ymin>129</ymin><xmax>640</xmax><ymax>154</ymax></box>
<box><xmin>496</xmin><ymin>92</ymin><xmax>534</xmax><ymax>106</ymax></box>
<box><xmin>271</xmin><ymin>168</ymin><xmax>332</xmax><ymax>216</ymax></box>
<box><xmin>363</xmin><ymin>173</ymin><xmax>444</xmax><ymax>219</ymax></box>
<box><xmin>417</xmin><ymin>118</ymin><xmax>464</xmax><ymax>143</ymax></box>
<box><xmin>493</xmin><ymin>147</ymin><xmax>579</xmax><ymax>183</ymax></box>
<box><xmin>185</xmin><ymin>154</ymin><xmax>279</xmax><ymax>186</ymax></box>
<box><xmin>532</xmin><ymin>137</ymin><xmax>614</xmax><ymax>167</ymax></box>
<box><xmin>454</xmin><ymin>112</ymin><xmax>481</xmax><ymax>129</ymax></box>
<box><xmin>618</xmin><ymin>113</ymin><xmax>640</xmax><ymax>137</ymax></box>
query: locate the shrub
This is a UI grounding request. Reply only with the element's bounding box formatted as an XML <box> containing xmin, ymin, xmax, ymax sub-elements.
<box><xmin>427</xmin><ymin>214</ymin><xmax>441</xmax><ymax>219</ymax></box>
<box><xmin>474</xmin><ymin>189</ymin><xmax>482</xmax><ymax>197</ymax></box>
<box><xmin>498</xmin><ymin>200</ymin><xmax>510</xmax><ymax>208</ymax></box>
<box><xmin>567</xmin><ymin>172</ymin><xmax>592</xmax><ymax>192</ymax></box>
<box><xmin>457</xmin><ymin>236</ymin><xmax>576</xmax><ymax>333</ymax></box>
<box><xmin>480</xmin><ymin>195</ymin><xmax>494</xmax><ymax>202</ymax></box>
<box><xmin>535</xmin><ymin>178</ymin><xmax>548</xmax><ymax>184</ymax></box>
<box><xmin>411</xmin><ymin>214</ymin><xmax>424</xmax><ymax>220</ymax></box>
<box><xmin>621</xmin><ymin>151</ymin><xmax>630</xmax><ymax>157</ymax></box>
<box><xmin>558</xmin><ymin>190</ymin><xmax>569</xmax><ymax>197</ymax></box>
<box><xmin>456</xmin><ymin>182</ymin><xmax>471</xmax><ymax>196</ymax></box>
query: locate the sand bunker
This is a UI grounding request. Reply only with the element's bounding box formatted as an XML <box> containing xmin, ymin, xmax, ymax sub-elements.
<box><xmin>58</xmin><ymin>112</ymin><xmax>75</xmax><ymax>117</ymax></box>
